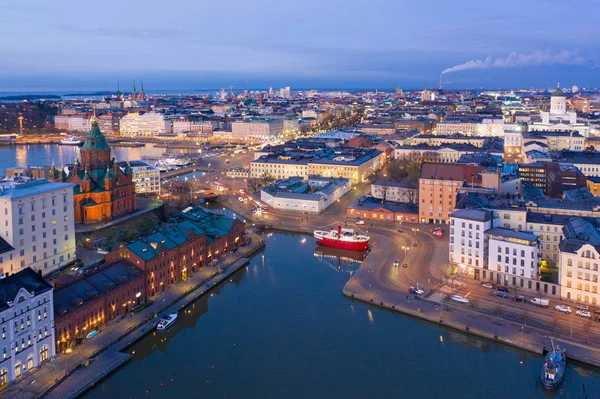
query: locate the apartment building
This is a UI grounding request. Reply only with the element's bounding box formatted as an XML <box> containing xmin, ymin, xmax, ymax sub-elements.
<box><xmin>449</xmin><ymin>209</ymin><xmax>496</xmax><ymax>277</ymax></box>
<box><xmin>231</xmin><ymin>120</ymin><xmax>284</xmax><ymax>140</ymax></box>
<box><xmin>371</xmin><ymin>180</ymin><xmax>417</xmax><ymax>204</ymax></box>
<box><xmin>0</xmin><ymin>268</ymin><xmax>55</xmax><ymax>387</ymax></box>
<box><xmin>120</xmin><ymin>112</ymin><xmax>170</xmax><ymax>136</ymax></box>
<box><xmin>118</xmin><ymin>161</ymin><xmax>160</xmax><ymax>194</ymax></box>
<box><xmin>486</xmin><ymin>228</ymin><xmax>540</xmax><ymax>286</ymax></box>
<box><xmin>250</xmin><ymin>148</ymin><xmax>384</xmax><ymax>185</ymax></box>
<box><xmin>419</xmin><ymin>162</ymin><xmax>483</xmax><ymax>224</ymax></box>
<box><xmin>559</xmin><ymin>217</ymin><xmax>600</xmax><ymax>305</ymax></box>
<box><xmin>504</xmin><ymin>131</ymin><xmax>524</xmax><ymax>164</ymax></box>
<box><xmin>0</xmin><ymin>178</ymin><xmax>76</xmax><ymax>277</ymax></box>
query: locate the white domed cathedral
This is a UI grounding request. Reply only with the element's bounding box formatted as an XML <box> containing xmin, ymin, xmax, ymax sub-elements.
<box><xmin>532</xmin><ymin>84</ymin><xmax>591</xmax><ymax>137</ymax></box>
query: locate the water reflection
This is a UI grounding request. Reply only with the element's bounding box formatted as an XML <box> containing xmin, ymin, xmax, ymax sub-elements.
<box><xmin>127</xmin><ymin>266</ymin><xmax>246</xmax><ymax>361</ymax></box>
<box><xmin>313</xmin><ymin>244</ymin><xmax>366</xmax><ymax>274</ymax></box>
<box><xmin>0</xmin><ymin>143</ymin><xmax>167</xmax><ymax>176</ymax></box>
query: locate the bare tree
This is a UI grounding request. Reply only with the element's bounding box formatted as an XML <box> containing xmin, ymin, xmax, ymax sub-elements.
<box><xmin>247</xmin><ymin>178</ymin><xmax>261</xmax><ymax>194</ymax></box>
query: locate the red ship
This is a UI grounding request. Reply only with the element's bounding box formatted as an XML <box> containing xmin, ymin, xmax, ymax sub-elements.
<box><xmin>313</xmin><ymin>225</ymin><xmax>369</xmax><ymax>251</ymax></box>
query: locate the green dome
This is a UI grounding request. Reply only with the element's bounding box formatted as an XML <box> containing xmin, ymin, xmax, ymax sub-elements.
<box><xmin>81</xmin><ymin>119</ymin><xmax>111</xmax><ymax>151</ymax></box>
<box><xmin>551</xmin><ymin>88</ymin><xmax>565</xmax><ymax>97</ymax></box>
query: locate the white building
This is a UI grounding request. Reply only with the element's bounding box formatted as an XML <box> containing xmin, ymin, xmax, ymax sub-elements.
<box><xmin>171</xmin><ymin>120</ymin><xmax>191</xmax><ymax>134</ymax></box>
<box><xmin>119</xmin><ymin>161</ymin><xmax>160</xmax><ymax>194</ymax></box>
<box><xmin>0</xmin><ymin>178</ymin><xmax>76</xmax><ymax>277</ymax></box>
<box><xmin>559</xmin><ymin>217</ymin><xmax>600</xmax><ymax>305</ymax></box>
<box><xmin>531</xmin><ymin>87</ymin><xmax>591</xmax><ymax>137</ymax></box>
<box><xmin>486</xmin><ymin>228</ymin><xmax>540</xmax><ymax>286</ymax></box>
<box><xmin>231</xmin><ymin>120</ymin><xmax>284</xmax><ymax>140</ymax></box>
<box><xmin>371</xmin><ymin>180</ymin><xmax>417</xmax><ymax>203</ymax></box>
<box><xmin>476</xmin><ymin>119</ymin><xmax>505</xmax><ymax>137</ymax></box>
<box><xmin>261</xmin><ymin>176</ymin><xmax>350</xmax><ymax>213</ymax></box>
<box><xmin>449</xmin><ymin>209</ymin><xmax>497</xmax><ymax>277</ymax></box>
<box><xmin>0</xmin><ymin>267</ymin><xmax>55</xmax><ymax>387</ymax></box>
<box><xmin>119</xmin><ymin>112</ymin><xmax>170</xmax><ymax>136</ymax></box>
<box><xmin>67</xmin><ymin>117</ymin><xmax>91</xmax><ymax>133</ymax></box>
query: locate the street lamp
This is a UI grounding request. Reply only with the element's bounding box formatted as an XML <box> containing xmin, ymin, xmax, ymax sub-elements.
<box><xmin>401</xmin><ymin>246</ymin><xmax>409</xmax><ymax>257</ymax></box>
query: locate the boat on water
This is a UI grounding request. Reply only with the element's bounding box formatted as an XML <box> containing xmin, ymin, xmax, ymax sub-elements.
<box><xmin>540</xmin><ymin>341</ymin><xmax>566</xmax><ymax>389</ymax></box>
<box><xmin>157</xmin><ymin>313</ymin><xmax>178</xmax><ymax>331</ymax></box>
<box><xmin>60</xmin><ymin>136</ymin><xmax>83</xmax><ymax>145</ymax></box>
<box><xmin>86</xmin><ymin>330</ymin><xmax>98</xmax><ymax>339</ymax></box>
<box><xmin>156</xmin><ymin>157</ymin><xmax>193</xmax><ymax>169</ymax></box>
<box><xmin>314</xmin><ymin>225</ymin><xmax>369</xmax><ymax>251</ymax></box>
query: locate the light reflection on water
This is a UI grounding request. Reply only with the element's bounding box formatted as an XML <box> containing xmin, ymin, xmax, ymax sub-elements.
<box><xmin>83</xmin><ymin>232</ymin><xmax>600</xmax><ymax>399</ymax></box>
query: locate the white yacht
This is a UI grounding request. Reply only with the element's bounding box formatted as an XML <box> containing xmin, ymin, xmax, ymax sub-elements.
<box><xmin>60</xmin><ymin>136</ymin><xmax>83</xmax><ymax>145</ymax></box>
<box><xmin>157</xmin><ymin>313</ymin><xmax>178</xmax><ymax>330</ymax></box>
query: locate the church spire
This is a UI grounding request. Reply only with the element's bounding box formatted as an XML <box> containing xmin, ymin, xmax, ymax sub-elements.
<box><xmin>132</xmin><ymin>81</ymin><xmax>137</xmax><ymax>101</ymax></box>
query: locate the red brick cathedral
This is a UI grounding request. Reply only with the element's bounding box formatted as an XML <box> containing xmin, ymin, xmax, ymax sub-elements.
<box><xmin>49</xmin><ymin>116</ymin><xmax>136</xmax><ymax>223</ymax></box>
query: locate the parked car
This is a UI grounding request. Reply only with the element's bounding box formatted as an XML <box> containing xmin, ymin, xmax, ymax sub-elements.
<box><xmin>393</xmin><ymin>259</ymin><xmax>399</xmax><ymax>267</ymax></box>
<box><xmin>495</xmin><ymin>291</ymin><xmax>508</xmax><ymax>298</ymax></box>
<box><xmin>575</xmin><ymin>304</ymin><xmax>590</xmax><ymax>311</ymax></box>
<box><xmin>356</xmin><ymin>220</ymin><xmax>365</xmax><ymax>225</ymax></box>
<box><xmin>497</xmin><ymin>286</ymin><xmax>509</xmax><ymax>293</ymax></box>
<box><xmin>555</xmin><ymin>305</ymin><xmax>572</xmax><ymax>314</ymax></box>
<box><xmin>513</xmin><ymin>295</ymin><xmax>527</xmax><ymax>302</ymax></box>
<box><xmin>481</xmin><ymin>283</ymin><xmax>493</xmax><ymax>289</ymax></box>
<box><xmin>451</xmin><ymin>295</ymin><xmax>469</xmax><ymax>304</ymax></box>
<box><xmin>576</xmin><ymin>310</ymin><xmax>593</xmax><ymax>319</ymax></box>
<box><xmin>410</xmin><ymin>287</ymin><xmax>424</xmax><ymax>295</ymax></box>
<box><xmin>530</xmin><ymin>297</ymin><xmax>549</xmax><ymax>307</ymax></box>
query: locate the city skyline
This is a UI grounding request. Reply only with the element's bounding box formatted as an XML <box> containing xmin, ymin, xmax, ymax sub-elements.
<box><xmin>2</xmin><ymin>0</ymin><xmax>600</xmax><ymax>90</ymax></box>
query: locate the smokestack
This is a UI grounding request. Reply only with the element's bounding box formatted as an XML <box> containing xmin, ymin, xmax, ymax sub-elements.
<box><xmin>439</xmin><ymin>74</ymin><xmax>443</xmax><ymax>90</ymax></box>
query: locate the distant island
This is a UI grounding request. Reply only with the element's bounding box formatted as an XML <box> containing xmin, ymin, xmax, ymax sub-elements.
<box><xmin>63</xmin><ymin>91</ymin><xmax>119</xmax><ymax>96</ymax></box>
<box><xmin>0</xmin><ymin>95</ymin><xmax>61</xmax><ymax>100</ymax></box>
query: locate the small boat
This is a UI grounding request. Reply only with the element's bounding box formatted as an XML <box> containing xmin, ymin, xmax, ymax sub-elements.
<box><xmin>540</xmin><ymin>341</ymin><xmax>566</xmax><ymax>389</ymax></box>
<box><xmin>60</xmin><ymin>136</ymin><xmax>83</xmax><ymax>145</ymax></box>
<box><xmin>157</xmin><ymin>313</ymin><xmax>178</xmax><ymax>331</ymax></box>
<box><xmin>86</xmin><ymin>330</ymin><xmax>98</xmax><ymax>339</ymax></box>
<box><xmin>314</xmin><ymin>225</ymin><xmax>369</xmax><ymax>251</ymax></box>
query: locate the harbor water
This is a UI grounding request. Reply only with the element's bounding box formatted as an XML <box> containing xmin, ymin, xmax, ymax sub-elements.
<box><xmin>83</xmin><ymin>232</ymin><xmax>600</xmax><ymax>399</ymax></box>
<box><xmin>0</xmin><ymin>143</ymin><xmax>201</xmax><ymax>177</ymax></box>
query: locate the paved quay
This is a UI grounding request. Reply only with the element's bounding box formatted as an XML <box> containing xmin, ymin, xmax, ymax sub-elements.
<box><xmin>2</xmin><ymin>232</ymin><xmax>265</xmax><ymax>399</ymax></box>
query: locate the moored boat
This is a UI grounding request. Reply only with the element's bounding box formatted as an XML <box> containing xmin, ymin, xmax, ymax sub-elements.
<box><xmin>314</xmin><ymin>225</ymin><xmax>369</xmax><ymax>251</ymax></box>
<box><xmin>157</xmin><ymin>313</ymin><xmax>178</xmax><ymax>331</ymax></box>
<box><xmin>60</xmin><ymin>136</ymin><xmax>83</xmax><ymax>145</ymax></box>
<box><xmin>540</xmin><ymin>341</ymin><xmax>566</xmax><ymax>389</ymax></box>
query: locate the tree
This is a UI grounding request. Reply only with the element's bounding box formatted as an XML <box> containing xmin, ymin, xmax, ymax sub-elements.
<box><xmin>260</xmin><ymin>172</ymin><xmax>275</xmax><ymax>186</ymax></box>
<box><xmin>247</xmin><ymin>178</ymin><xmax>261</xmax><ymax>193</ymax></box>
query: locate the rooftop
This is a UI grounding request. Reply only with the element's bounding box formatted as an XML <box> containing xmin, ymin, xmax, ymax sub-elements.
<box><xmin>450</xmin><ymin>209</ymin><xmax>494</xmax><ymax>222</ymax></box>
<box><xmin>0</xmin><ymin>178</ymin><xmax>74</xmax><ymax>200</ymax></box>
<box><xmin>348</xmin><ymin>196</ymin><xmax>418</xmax><ymax>214</ymax></box>
<box><xmin>486</xmin><ymin>227</ymin><xmax>538</xmax><ymax>242</ymax></box>
<box><xmin>0</xmin><ymin>268</ymin><xmax>52</xmax><ymax>312</ymax></box>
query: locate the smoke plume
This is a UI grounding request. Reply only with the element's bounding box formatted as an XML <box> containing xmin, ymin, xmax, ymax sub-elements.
<box><xmin>442</xmin><ymin>50</ymin><xmax>585</xmax><ymax>74</ymax></box>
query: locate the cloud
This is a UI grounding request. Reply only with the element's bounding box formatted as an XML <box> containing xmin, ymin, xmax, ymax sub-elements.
<box><xmin>442</xmin><ymin>50</ymin><xmax>586</xmax><ymax>74</ymax></box>
<box><xmin>60</xmin><ymin>25</ymin><xmax>186</xmax><ymax>39</ymax></box>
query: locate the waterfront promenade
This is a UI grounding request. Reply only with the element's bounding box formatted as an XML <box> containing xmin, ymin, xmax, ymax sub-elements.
<box><xmin>2</xmin><ymin>232</ymin><xmax>265</xmax><ymax>399</ymax></box>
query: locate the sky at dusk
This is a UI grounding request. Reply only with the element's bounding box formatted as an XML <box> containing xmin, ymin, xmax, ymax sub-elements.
<box><xmin>1</xmin><ymin>0</ymin><xmax>599</xmax><ymax>91</ymax></box>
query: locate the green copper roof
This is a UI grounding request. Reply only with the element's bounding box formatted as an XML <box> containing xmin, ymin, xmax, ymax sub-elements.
<box><xmin>81</xmin><ymin>120</ymin><xmax>111</xmax><ymax>151</ymax></box>
<box><xmin>551</xmin><ymin>88</ymin><xmax>565</xmax><ymax>97</ymax></box>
